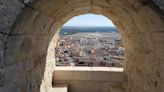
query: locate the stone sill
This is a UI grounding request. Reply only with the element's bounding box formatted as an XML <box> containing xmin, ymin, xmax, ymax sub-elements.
<box><xmin>53</xmin><ymin>67</ymin><xmax>125</xmax><ymax>82</ymax></box>
<box><xmin>54</xmin><ymin>67</ymin><xmax>124</xmax><ymax>72</ymax></box>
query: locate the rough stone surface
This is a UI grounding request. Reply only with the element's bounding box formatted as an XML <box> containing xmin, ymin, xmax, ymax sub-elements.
<box><xmin>0</xmin><ymin>0</ymin><xmax>164</xmax><ymax>92</ymax></box>
<box><xmin>153</xmin><ymin>0</ymin><xmax>164</xmax><ymax>12</ymax></box>
<box><xmin>53</xmin><ymin>69</ymin><xmax>125</xmax><ymax>92</ymax></box>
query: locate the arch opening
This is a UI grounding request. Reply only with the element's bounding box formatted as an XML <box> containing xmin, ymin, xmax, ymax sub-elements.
<box><xmin>1</xmin><ymin>0</ymin><xmax>164</xmax><ymax>92</ymax></box>
<box><xmin>54</xmin><ymin>14</ymin><xmax>125</xmax><ymax>68</ymax></box>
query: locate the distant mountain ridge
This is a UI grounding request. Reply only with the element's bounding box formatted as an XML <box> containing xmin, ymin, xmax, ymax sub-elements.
<box><xmin>60</xmin><ymin>26</ymin><xmax>118</xmax><ymax>35</ymax></box>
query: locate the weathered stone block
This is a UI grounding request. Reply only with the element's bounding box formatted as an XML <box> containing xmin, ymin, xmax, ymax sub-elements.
<box><xmin>93</xmin><ymin>71</ymin><xmax>110</xmax><ymax>81</ymax></box>
<box><xmin>54</xmin><ymin>71</ymin><xmax>74</xmax><ymax>80</ymax></box>
<box><xmin>74</xmin><ymin>71</ymin><xmax>92</xmax><ymax>80</ymax></box>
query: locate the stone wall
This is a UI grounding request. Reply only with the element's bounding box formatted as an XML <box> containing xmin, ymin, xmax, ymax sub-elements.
<box><xmin>0</xmin><ymin>0</ymin><xmax>22</xmax><ymax>91</ymax></box>
<box><xmin>0</xmin><ymin>0</ymin><xmax>164</xmax><ymax>92</ymax></box>
<box><xmin>53</xmin><ymin>67</ymin><xmax>125</xmax><ymax>92</ymax></box>
<box><xmin>0</xmin><ymin>4</ymin><xmax>56</xmax><ymax>92</ymax></box>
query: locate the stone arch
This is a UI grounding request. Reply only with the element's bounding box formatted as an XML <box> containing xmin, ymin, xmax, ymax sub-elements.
<box><xmin>0</xmin><ymin>0</ymin><xmax>164</xmax><ymax>92</ymax></box>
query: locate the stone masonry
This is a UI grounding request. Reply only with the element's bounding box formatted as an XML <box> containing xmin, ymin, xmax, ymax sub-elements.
<box><xmin>0</xmin><ymin>0</ymin><xmax>164</xmax><ymax>92</ymax></box>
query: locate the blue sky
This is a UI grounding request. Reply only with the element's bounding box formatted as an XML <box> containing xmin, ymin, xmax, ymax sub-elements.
<box><xmin>63</xmin><ymin>14</ymin><xmax>115</xmax><ymax>27</ymax></box>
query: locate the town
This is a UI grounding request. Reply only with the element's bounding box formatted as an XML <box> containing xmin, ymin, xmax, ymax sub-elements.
<box><xmin>55</xmin><ymin>32</ymin><xmax>125</xmax><ymax>67</ymax></box>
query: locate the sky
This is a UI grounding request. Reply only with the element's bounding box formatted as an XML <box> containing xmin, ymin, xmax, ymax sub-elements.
<box><xmin>63</xmin><ymin>14</ymin><xmax>115</xmax><ymax>27</ymax></box>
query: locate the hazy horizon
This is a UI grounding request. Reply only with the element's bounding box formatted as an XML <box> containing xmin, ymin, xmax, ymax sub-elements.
<box><xmin>60</xmin><ymin>26</ymin><xmax>118</xmax><ymax>35</ymax></box>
